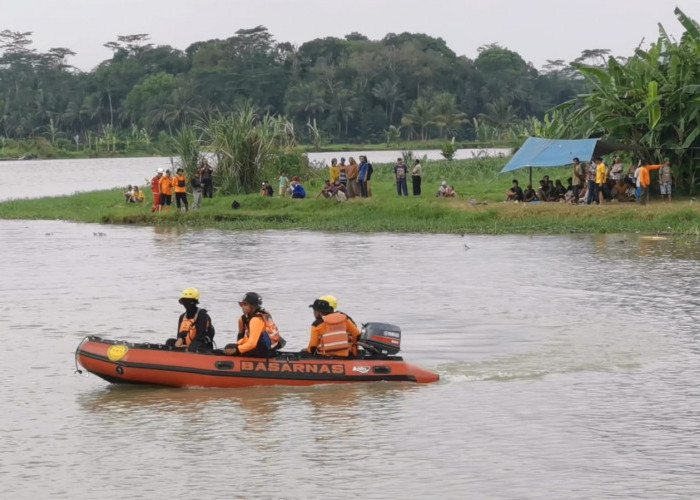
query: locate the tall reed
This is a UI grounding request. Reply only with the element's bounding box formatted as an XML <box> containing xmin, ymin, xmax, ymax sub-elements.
<box><xmin>171</xmin><ymin>123</ymin><xmax>203</xmax><ymax>176</ymax></box>
<box><xmin>207</xmin><ymin>103</ymin><xmax>278</xmax><ymax>194</ymax></box>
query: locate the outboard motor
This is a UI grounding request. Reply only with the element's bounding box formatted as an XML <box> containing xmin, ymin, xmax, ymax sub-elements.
<box><xmin>359</xmin><ymin>322</ymin><xmax>401</xmax><ymax>355</ymax></box>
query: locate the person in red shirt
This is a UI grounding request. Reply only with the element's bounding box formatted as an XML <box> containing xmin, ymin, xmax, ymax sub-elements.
<box><xmin>150</xmin><ymin>168</ymin><xmax>163</xmax><ymax>212</ymax></box>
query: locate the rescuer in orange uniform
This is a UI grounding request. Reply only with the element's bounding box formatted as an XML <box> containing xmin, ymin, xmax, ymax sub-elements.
<box><xmin>159</xmin><ymin>169</ymin><xmax>173</xmax><ymax>212</ymax></box>
<box><xmin>165</xmin><ymin>287</ymin><xmax>215</xmax><ymax>351</ymax></box>
<box><xmin>305</xmin><ymin>295</ymin><xmax>360</xmax><ymax>357</ymax></box>
<box><xmin>150</xmin><ymin>168</ymin><xmax>163</xmax><ymax>212</ymax></box>
<box><xmin>173</xmin><ymin>167</ymin><xmax>189</xmax><ymax>212</ymax></box>
<box><xmin>224</xmin><ymin>292</ymin><xmax>284</xmax><ymax>357</ymax></box>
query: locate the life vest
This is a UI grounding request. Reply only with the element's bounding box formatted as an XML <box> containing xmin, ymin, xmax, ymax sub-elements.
<box><xmin>174</xmin><ymin>175</ymin><xmax>187</xmax><ymax>193</ymax></box>
<box><xmin>179</xmin><ymin>309</ymin><xmax>214</xmax><ymax>346</ymax></box>
<box><xmin>317</xmin><ymin>312</ymin><xmax>351</xmax><ymax>356</ymax></box>
<box><xmin>241</xmin><ymin>310</ymin><xmax>282</xmax><ymax>350</ymax></box>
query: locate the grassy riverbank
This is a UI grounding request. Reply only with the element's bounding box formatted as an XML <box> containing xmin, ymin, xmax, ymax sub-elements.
<box><xmin>1</xmin><ymin>159</ymin><xmax>698</xmax><ymax>235</ymax></box>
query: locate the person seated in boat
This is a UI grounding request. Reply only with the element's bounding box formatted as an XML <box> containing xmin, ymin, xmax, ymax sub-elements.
<box><xmin>165</xmin><ymin>287</ymin><xmax>215</xmax><ymax>351</ymax></box>
<box><xmin>224</xmin><ymin>292</ymin><xmax>284</xmax><ymax>357</ymax></box>
<box><xmin>304</xmin><ymin>295</ymin><xmax>361</xmax><ymax>357</ymax></box>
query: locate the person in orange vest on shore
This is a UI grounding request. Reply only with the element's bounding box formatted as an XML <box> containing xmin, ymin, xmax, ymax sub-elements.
<box><xmin>634</xmin><ymin>160</ymin><xmax>662</xmax><ymax>205</ymax></box>
<box><xmin>224</xmin><ymin>292</ymin><xmax>284</xmax><ymax>357</ymax></box>
<box><xmin>305</xmin><ymin>295</ymin><xmax>361</xmax><ymax>357</ymax></box>
<box><xmin>173</xmin><ymin>167</ymin><xmax>189</xmax><ymax>212</ymax></box>
<box><xmin>159</xmin><ymin>169</ymin><xmax>173</xmax><ymax>212</ymax></box>
<box><xmin>150</xmin><ymin>168</ymin><xmax>163</xmax><ymax>212</ymax></box>
<box><xmin>165</xmin><ymin>287</ymin><xmax>215</xmax><ymax>351</ymax></box>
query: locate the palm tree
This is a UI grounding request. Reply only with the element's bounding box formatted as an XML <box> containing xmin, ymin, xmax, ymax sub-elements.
<box><xmin>284</xmin><ymin>82</ymin><xmax>327</xmax><ymax>124</ymax></box>
<box><xmin>401</xmin><ymin>97</ymin><xmax>436</xmax><ymax>141</ymax></box>
<box><xmin>432</xmin><ymin>92</ymin><xmax>467</xmax><ymax>138</ymax></box>
<box><xmin>478</xmin><ymin>98</ymin><xmax>518</xmax><ymax>131</ymax></box>
<box><xmin>372</xmin><ymin>80</ymin><xmax>403</xmax><ymax>125</ymax></box>
<box><xmin>328</xmin><ymin>86</ymin><xmax>358</xmax><ymax>137</ymax></box>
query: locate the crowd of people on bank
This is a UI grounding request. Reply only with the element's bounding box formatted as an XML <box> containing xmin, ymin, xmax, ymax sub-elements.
<box><xmin>141</xmin><ymin>158</ymin><xmax>215</xmax><ymax>212</ymax></box>
<box><xmin>263</xmin><ymin>155</ymin><xmax>442</xmax><ymax>201</ymax></box>
<box><xmin>127</xmin><ymin>153</ymin><xmax>675</xmax><ymax>211</ymax></box>
<box><xmin>307</xmin><ymin>155</ymin><xmax>374</xmax><ymax>201</ymax></box>
<box><xmin>127</xmin><ymin>153</ymin><xmax>466</xmax><ymax>209</ymax></box>
<box><xmin>165</xmin><ymin>288</ymin><xmax>360</xmax><ymax>359</ymax></box>
<box><xmin>505</xmin><ymin>156</ymin><xmax>674</xmax><ymax>205</ymax></box>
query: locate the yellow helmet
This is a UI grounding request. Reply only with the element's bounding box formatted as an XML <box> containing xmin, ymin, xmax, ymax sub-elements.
<box><xmin>318</xmin><ymin>295</ymin><xmax>338</xmax><ymax>310</ymax></box>
<box><xmin>179</xmin><ymin>287</ymin><xmax>200</xmax><ymax>303</ymax></box>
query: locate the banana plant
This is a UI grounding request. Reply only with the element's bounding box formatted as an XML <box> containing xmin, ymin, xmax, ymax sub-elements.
<box><xmin>549</xmin><ymin>7</ymin><xmax>700</xmax><ymax>194</ymax></box>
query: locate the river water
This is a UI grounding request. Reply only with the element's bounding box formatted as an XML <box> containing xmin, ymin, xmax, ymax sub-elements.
<box><xmin>0</xmin><ymin>158</ymin><xmax>699</xmax><ymax>499</ymax></box>
<box><xmin>0</xmin><ymin>217</ymin><xmax>698</xmax><ymax>499</ymax></box>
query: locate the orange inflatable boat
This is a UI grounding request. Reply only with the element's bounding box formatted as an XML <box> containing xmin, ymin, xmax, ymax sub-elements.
<box><xmin>75</xmin><ymin>323</ymin><xmax>439</xmax><ymax>388</ymax></box>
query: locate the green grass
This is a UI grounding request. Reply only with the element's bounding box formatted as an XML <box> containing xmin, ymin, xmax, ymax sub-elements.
<box><xmin>1</xmin><ymin>158</ymin><xmax>698</xmax><ymax>235</ymax></box>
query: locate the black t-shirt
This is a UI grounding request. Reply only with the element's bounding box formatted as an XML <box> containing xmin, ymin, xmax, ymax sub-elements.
<box><xmin>513</xmin><ymin>186</ymin><xmax>524</xmax><ymax>201</ymax></box>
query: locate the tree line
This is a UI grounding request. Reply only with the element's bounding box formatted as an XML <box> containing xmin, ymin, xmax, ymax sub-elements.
<box><xmin>0</xmin><ymin>26</ymin><xmax>588</xmax><ymax>150</ymax></box>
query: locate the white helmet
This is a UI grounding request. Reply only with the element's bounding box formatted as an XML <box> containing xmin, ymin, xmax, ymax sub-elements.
<box><xmin>157</xmin><ymin>168</ymin><xmax>164</xmax><ymax>173</ymax></box>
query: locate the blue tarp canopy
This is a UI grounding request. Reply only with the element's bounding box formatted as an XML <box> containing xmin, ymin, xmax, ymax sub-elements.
<box><xmin>500</xmin><ymin>137</ymin><xmax>636</xmax><ymax>173</ymax></box>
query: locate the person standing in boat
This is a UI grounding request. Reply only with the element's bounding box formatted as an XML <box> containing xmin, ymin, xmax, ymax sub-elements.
<box><xmin>224</xmin><ymin>292</ymin><xmax>283</xmax><ymax>357</ymax></box>
<box><xmin>304</xmin><ymin>295</ymin><xmax>361</xmax><ymax>357</ymax></box>
<box><xmin>166</xmin><ymin>288</ymin><xmax>215</xmax><ymax>351</ymax></box>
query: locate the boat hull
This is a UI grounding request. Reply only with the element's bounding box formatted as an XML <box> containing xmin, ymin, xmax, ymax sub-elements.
<box><xmin>76</xmin><ymin>336</ymin><xmax>439</xmax><ymax>388</ymax></box>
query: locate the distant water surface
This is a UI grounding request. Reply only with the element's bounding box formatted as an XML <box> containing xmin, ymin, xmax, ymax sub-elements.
<box><xmin>0</xmin><ymin>149</ymin><xmax>510</xmax><ymax>201</ymax></box>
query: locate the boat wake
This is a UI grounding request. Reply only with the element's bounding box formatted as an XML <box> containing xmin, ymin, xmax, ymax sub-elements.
<box><xmin>436</xmin><ymin>347</ymin><xmax>644</xmax><ymax>383</ymax></box>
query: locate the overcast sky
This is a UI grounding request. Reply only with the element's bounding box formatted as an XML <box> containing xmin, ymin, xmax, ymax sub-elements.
<box><xmin>4</xmin><ymin>0</ymin><xmax>700</xmax><ymax>71</ymax></box>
